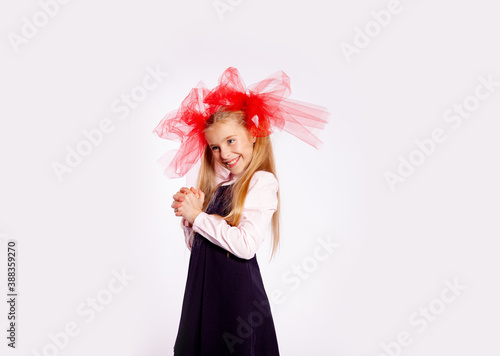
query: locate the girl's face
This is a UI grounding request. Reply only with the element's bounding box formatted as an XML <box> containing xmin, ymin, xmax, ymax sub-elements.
<box><xmin>204</xmin><ymin>120</ymin><xmax>256</xmax><ymax>177</ymax></box>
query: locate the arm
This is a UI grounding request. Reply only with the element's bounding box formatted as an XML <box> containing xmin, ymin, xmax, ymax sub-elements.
<box><xmin>191</xmin><ymin>171</ymin><xmax>278</xmax><ymax>260</ymax></box>
<box><xmin>175</xmin><ymin>187</ymin><xmax>202</xmax><ymax>251</ymax></box>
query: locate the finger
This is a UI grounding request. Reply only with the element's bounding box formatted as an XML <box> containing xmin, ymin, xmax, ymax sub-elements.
<box><xmin>180</xmin><ymin>187</ymin><xmax>191</xmax><ymax>194</ymax></box>
<box><xmin>173</xmin><ymin>193</ymin><xmax>186</xmax><ymax>202</ymax></box>
<box><xmin>171</xmin><ymin>201</ymin><xmax>183</xmax><ymax>209</ymax></box>
<box><xmin>190</xmin><ymin>187</ymin><xmax>200</xmax><ymax>198</ymax></box>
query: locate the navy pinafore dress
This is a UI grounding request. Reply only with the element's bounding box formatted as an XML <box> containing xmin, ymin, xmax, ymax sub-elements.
<box><xmin>173</xmin><ymin>183</ymin><xmax>280</xmax><ymax>355</ymax></box>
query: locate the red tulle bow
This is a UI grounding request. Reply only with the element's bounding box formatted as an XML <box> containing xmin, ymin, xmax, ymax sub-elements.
<box><xmin>153</xmin><ymin>67</ymin><xmax>330</xmax><ymax>178</ymax></box>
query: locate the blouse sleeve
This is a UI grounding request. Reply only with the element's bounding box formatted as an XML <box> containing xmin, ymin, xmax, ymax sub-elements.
<box><xmin>191</xmin><ymin>171</ymin><xmax>278</xmax><ymax>260</ymax></box>
<box><xmin>180</xmin><ymin>218</ymin><xmax>194</xmax><ymax>251</ymax></box>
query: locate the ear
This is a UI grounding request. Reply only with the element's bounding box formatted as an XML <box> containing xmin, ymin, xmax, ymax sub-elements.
<box><xmin>251</xmin><ymin>135</ymin><xmax>257</xmax><ymax>144</ymax></box>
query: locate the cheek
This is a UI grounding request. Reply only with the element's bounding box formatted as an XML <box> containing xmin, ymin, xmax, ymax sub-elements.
<box><xmin>208</xmin><ymin>149</ymin><xmax>219</xmax><ymax>161</ymax></box>
<box><xmin>246</xmin><ymin>145</ymin><xmax>254</xmax><ymax>157</ymax></box>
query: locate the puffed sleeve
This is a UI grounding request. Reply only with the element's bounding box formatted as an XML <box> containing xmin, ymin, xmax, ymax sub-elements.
<box><xmin>191</xmin><ymin>171</ymin><xmax>278</xmax><ymax>260</ymax></box>
<box><xmin>180</xmin><ymin>218</ymin><xmax>194</xmax><ymax>251</ymax></box>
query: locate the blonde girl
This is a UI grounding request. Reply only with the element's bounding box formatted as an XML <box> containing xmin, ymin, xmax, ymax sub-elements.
<box><xmin>153</xmin><ymin>67</ymin><xmax>329</xmax><ymax>355</ymax></box>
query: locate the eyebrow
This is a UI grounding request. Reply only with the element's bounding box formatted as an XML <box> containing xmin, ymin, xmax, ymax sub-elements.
<box><xmin>208</xmin><ymin>135</ymin><xmax>235</xmax><ymax>147</ymax></box>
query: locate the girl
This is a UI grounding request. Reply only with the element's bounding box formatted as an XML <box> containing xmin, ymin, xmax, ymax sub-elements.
<box><xmin>153</xmin><ymin>67</ymin><xmax>329</xmax><ymax>355</ymax></box>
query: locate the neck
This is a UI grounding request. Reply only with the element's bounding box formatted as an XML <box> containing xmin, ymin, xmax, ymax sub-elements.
<box><xmin>230</xmin><ymin>170</ymin><xmax>244</xmax><ymax>179</ymax></box>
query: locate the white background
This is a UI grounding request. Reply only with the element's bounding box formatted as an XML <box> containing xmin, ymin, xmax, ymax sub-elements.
<box><xmin>1</xmin><ymin>0</ymin><xmax>499</xmax><ymax>355</ymax></box>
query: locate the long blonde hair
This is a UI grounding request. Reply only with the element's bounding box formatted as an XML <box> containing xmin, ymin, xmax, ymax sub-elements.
<box><xmin>196</xmin><ymin>110</ymin><xmax>281</xmax><ymax>261</ymax></box>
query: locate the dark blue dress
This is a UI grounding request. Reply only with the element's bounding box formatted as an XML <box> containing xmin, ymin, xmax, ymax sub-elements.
<box><xmin>173</xmin><ymin>183</ymin><xmax>280</xmax><ymax>355</ymax></box>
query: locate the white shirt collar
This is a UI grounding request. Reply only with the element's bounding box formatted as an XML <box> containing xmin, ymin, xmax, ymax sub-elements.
<box><xmin>215</xmin><ymin>163</ymin><xmax>239</xmax><ymax>186</ymax></box>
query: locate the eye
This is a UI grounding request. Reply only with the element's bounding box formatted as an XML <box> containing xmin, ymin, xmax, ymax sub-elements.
<box><xmin>211</xmin><ymin>146</ymin><xmax>219</xmax><ymax>151</ymax></box>
<box><xmin>228</xmin><ymin>139</ymin><xmax>235</xmax><ymax>144</ymax></box>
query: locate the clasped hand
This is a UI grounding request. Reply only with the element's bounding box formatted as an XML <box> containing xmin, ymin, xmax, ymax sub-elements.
<box><xmin>171</xmin><ymin>187</ymin><xmax>205</xmax><ymax>226</ymax></box>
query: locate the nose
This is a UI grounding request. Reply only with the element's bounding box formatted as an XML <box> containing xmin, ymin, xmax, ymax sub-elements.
<box><xmin>220</xmin><ymin>146</ymin><xmax>231</xmax><ymax>159</ymax></box>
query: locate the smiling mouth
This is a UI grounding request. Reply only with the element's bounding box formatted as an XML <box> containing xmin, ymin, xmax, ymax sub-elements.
<box><xmin>225</xmin><ymin>156</ymin><xmax>240</xmax><ymax>168</ymax></box>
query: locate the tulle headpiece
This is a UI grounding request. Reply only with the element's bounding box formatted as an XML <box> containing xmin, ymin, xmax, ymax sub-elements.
<box><xmin>153</xmin><ymin>67</ymin><xmax>330</xmax><ymax>178</ymax></box>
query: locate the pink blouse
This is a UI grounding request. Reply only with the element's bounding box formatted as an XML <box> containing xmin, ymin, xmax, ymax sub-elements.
<box><xmin>180</xmin><ymin>170</ymin><xmax>279</xmax><ymax>260</ymax></box>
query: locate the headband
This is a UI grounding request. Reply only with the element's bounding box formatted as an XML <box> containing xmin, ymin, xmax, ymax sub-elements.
<box><xmin>153</xmin><ymin>67</ymin><xmax>330</xmax><ymax>178</ymax></box>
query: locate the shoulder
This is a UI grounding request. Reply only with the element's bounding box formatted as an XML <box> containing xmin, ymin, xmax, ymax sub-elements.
<box><xmin>248</xmin><ymin>171</ymin><xmax>279</xmax><ymax>193</ymax></box>
<box><xmin>244</xmin><ymin>171</ymin><xmax>278</xmax><ymax>208</ymax></box>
